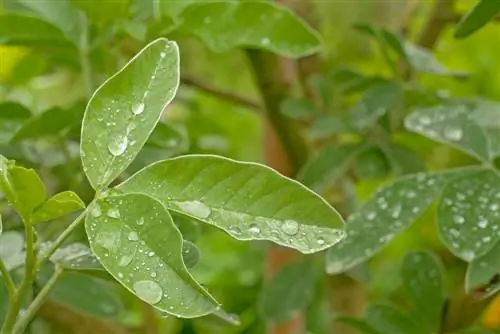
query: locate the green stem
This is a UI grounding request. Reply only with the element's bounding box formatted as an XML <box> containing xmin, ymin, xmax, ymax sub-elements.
<box><xmin>79</xmin><ymin>13</ymin><xmax>93</xmax><ymax>97</ymax></box>
<box><xmin>12</xmin><ymin>267</ymin><xmax>63</xmax><ymax>334</ymax></box>
<box><xmin>35</xmin><ymin>209</ymin><xmax>87</xmax><ymax>272</ymax></box>
<box><xmin>1</xmin><ymin>222</ymin><xmax>36</xmax><ymax>334</ymax></box>
<box><xmin>153</xmin><ymin>0</ymin><xmax>161</xmax><ymax>21</ymax></box>
<box><xmin>0</xmin><ymin>259</ymin><xmax>16</xmax><ymax>298</ymax></box>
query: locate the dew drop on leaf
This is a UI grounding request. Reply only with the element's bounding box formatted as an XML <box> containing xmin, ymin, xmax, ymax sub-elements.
<box><xmin>118</xmin><ymin>254</ymin><xmax>133</xmax><ymax>267</ymax></box>
<box><xmin>128</xmin><ymin>231</ymin><xmax>139</xmax><ymax>241</ymax></box>
<box><xmin>108</xmin><ymin>135</ymin><xmax>128</xmax><ymax>156</ymax></box>
<box><xmin>443</xmin><ymin>125</ymin><xmax>463</xmax><ymax>141</ymax></box>
<box><xmin>175</xmin><ymin>200</ymin><xmax>211</xmax><ymax>219</ymax></box>
<box><xmin>107</xmin><ymin>208</ymin><xmax>120</xmax><ymax>219</ymax></box>
<box><xmin>90</xmin><ymin>203</ymin><xmax>101</xmax><ymax>218</ymax></box>
<box><xmin>137</xmin><ymin>217</ymin><xmax>144</xmax><ymax>225</ymax></box>
<box><xmin>132</xmin><ymin>102</ymin><xmax>145</xmax><ymax>115</ymax></box>
<box><xmin>317</xmin><ymin>237</ymin><xmax>326</xmax><ymax>245</ymax></box>
<box><xmin>132</xmin><ymin>280</ymin><xmax>163</xmax><ymax>304</ymax></box>
<box><xmin>249</xmin><ymin>224</ymin><xmax>260</xmax><ymax>234</ymax></box>
<box><xmin>281</xmin><ymin>220</ymin><xmax>299</xmax><ymax>236</ymax></box>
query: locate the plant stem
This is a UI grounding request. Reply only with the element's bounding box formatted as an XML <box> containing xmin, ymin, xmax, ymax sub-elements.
<box><xmin>35</xmin><ymin>209</ymin><xmax>87</xmax><ymax>272</ymax></box>
<box><xmin>79</xmin><ymin>13</ymin><xmax>93</xmax><ymax>97</ymax></box>
<box><xmin>0</xmin><ymin>221</ymin><xmax>36</xmax><ymax>334</ymax></box>
<box><xmin>0</xmin><ymin>259</ymin><xmax>15</xmax><ymax>298</ymax></box>
<box><xmin>12</xmin><ymin>267</ymin><xmax>63</xmax><ymax>334</ymax></box>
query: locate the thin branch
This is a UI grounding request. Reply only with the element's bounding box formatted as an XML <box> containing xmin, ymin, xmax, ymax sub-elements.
<box><xmin>0</xmin><ymin>259</ymin><xmax>15</xmax><ymax>298</ymax></box>
<box><xmin>417</xmin><ymin>0</ymin><xmax>456</xmax><ymax>49</ymax></box>
<box><xmin>180</xmin><ymin>76</ymin><xmax>262</xmax><ymax>112</ymax></box>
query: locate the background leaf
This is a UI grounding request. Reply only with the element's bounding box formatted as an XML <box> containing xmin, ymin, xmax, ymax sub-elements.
<box><xmin>466</xmin><ymin>241</ymin><xmax>500</xmax><ymax>298</ymax></box>
<box><xmin>364</xmin><ymin>304</ymin><xmax>420</xmax><ymax>334</ymax></box>
<box><xmin>118</xmin><ymin>155</ymin><xmax>345</xmax><ymax>254</ymax></box>
<box><xmin>0</xmin><ymin>102</ymin><xmax>31</xmax><ymax>144</ymax></box>
<box><xmin>85</xmin><ymin>193</ymin><xmax>219</xmax><ymax>317</ymax></box>
<box><xmin>455</xmin><ymin>0</ymin><xmax>500</xmax><ymax>39</ymax></box>
<box><xmin>80</xmin><ymin>38</ymin><xmax>179</xmax><ymax>189</ymax></box>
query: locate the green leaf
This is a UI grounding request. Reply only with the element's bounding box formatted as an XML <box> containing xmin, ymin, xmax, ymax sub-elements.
<box><xmin>405</xmin><ymin>105</ymin><xmax>490</xmax><ymax>162</ymax></box>
<box><xmin>42</xmin><ymin>270</ymin><xmax>124</xmax><ymax>318</ymax></box>
<box><xmin>364</xmin><ymin>304</ymin><xmax>420</xmax><ymax>334</ymax></box>
<box><xmin>382</xmin><ymin>142</ymin><xmax>425</xmax><ymax>175</ymax></box>
<box><xmin>48</xmin><ymin>242</ymin><xmax>103</xmax><ymax>272</ymax></box>
<box><xmin>438</xmin><ymin>170</ymin><xmax>500</xmax><ymax>261</ymax></box>
<box><xmin>80</xmin><ymin>38</ymin><xmax>179</xmax><ymax>190</ymax></box>
<box><xmin>326</xmin><ymin>169</ymin><xmax>472</xmax><ymax>274</ymax></box>
<box><xmin>118</xmin><ymin>155</ymin><xmax>345</xmax><ymax>254</ymax></box>
<box><xmin>0</xmin><ymin>13</ymin><xmax>74</xmax><ymax>47</ymax></box>
<box><xmin>404</xmin><ymin>42</ymin><xmax>463</xmax><ymax>76</ymax></box>
<box><xmin>0</xmin><ymin>155</ymin><xmax>46</xmax><ymax>222</ymax></box>
<box><xmin>471</xmin><ymin>99</ymin><xmax>500</xmax><ymax>157</ymax></box>
<box><xmin>297</xmin><ymin>144</ymin><xmax>364</xmax><ymax>193</ymax></box>
<box><xmin>355</xmin><ymin>147</ymin><xmax>390</xmax><ymax>180</ymax></box>
<box><xmin>0</xmin><ymin>231</ymin><xmax>24</xmax><ymax>271</ymax></box>
<box><xmin>280</xmin><ymin>98</ymin><xmax>320</xmax><ymax>120</ymax></box>
<box><xmin>16</xmin><ymin>0</ymin><xmax>82</xmax><ymax>44</ymax></box>
<box><xmin>455</xmin><ymin>0</ymin><xmax>500</xmax><ymax>38</ymax></box>
<box><xmin>335</xmin><ymin>316</ymin><xmax>381</xmax><ymax>334</ymax></box>
<box><xmin>11</xmin><ymin>107</ymin><xmax>76</xmax><ymax>142</ymax></box>
<box><xmin>31</xmin><ymin>191</ymin><xmax>85</xmax><ymax>224</ymax></box>
<box><xmin>182</xmin><ymin>240</ymin><xmax>200</xmax><ymax>269</ymax></box>
<box><xmin>466</xmin><ymin>241</ymin><xmax>500</xmax><ymax>298</ymax></box>
<box><xmin>402</xmin><ymin>251</ymin><xmax>445</xmax><ymax>332</ymax></box>
<box><xmin>85</xmin><ymin>193</ymin><xmax>219</xmax><ymax>317</ymax></box>
<box><xmin>0</xmin><ymin>103</ymin><xmax>31</xmax><ymax>144</ymax></box>
<box><xmin>258</xmin><ymin>260</ymin><xmax>316</xmax><ymax>324</ymax></box>
<box><xmin>71</xmin><ymin>0</ymin><xmax>130</xmax><ymax>24</ymax></box>
<box><xmin>178</xmin><ymin>2</ymin><xmax>322</xmax><ymax>58</ymax></box>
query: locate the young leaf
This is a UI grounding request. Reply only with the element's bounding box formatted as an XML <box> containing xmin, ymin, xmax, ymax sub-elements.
<box><xmin>182</xmin><ymin>240</ymin><xmax>200</xmax><ymax>269</ymax></box>
<box><xmin>364</xmin><ymin>304</ymin><xmax>420</xmax><ymax>334</ymax></box>
<box><xmin>326</xmin><ymin>169</ymin><xmax>473</xmax><ymax>274</ymax></box>
<box><xmin>402</xmin><ymin>251</ymin><xmax>445</xmax><ymax>332</ymax></box>
<box><xmin>405</xmin><ymin>105</ymin><xmax>490</xmax><ymax>162</ymax></box>
<box><xmin>455</xmin><ymin>0</ymin><xmax>500</xmax><ymax>39</ymax></box>
<box><xmin>178</xmin><ymin>2</ymin><xmax>322</xmax><ymax>58</ymax></box>
<box><xmin>118</xmin><ymin>155</ymin><xmax>345</xmax><ymax>254</ymax></box>
<box><xmin>80</xmin><ymin>38</ymin><xmax>179</xmax><ymax>190</ymax></box>
<box><xmin>258</xmin><ymin>260</ymin><xmax>316</xmax><ymax>324</ymax></box>
<box><xmin>31</xmin><ymin>191</ymin><xmax>85</xmax><ymax>224</ymax></box>
<box><xmin>0</xmin><ymin>155</ymin><xmax>46</xmax><ymax>222</ymax></box>
<box><xmin>47</xmin><ymin>243</ymin><xmax>102</xmax><ymax>271</ymax></box>
<box><xmin>437</xmin><ymin>170</ymin><xmax>500</xmax><ymax>261</ymax></box>
<box><xmin>297</xmin><ymin>144</ymin><xmax>365</xmax><ymax>193</ymax></box>
<box><xmin>85</xmin><ymin>193</ymin><xmax>219</xmax><ymax>317</ymax></box>
<box><xmin>466</xmin><ymin>241</ymin><xmax>500</xmax><ymax>298</ymax></box>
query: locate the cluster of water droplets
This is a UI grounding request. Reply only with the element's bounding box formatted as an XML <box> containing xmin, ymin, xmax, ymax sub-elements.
<box><xmin>406</xmin><ymin>109</ymin><xmax>465</xmax><ymax>143</ymax></box>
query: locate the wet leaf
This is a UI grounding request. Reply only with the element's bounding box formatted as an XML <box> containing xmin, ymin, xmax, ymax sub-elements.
<box><xmin>31</xmin><ymin>191</ymin><xmax>85</xmax><ymax>224</ymax></box>
<box><xmin>402</xmin><ymin>251</ymin><xmax>445</xmax><ymax>332</ymax></box>
<box><xmin>85</xmin><ymin>193</ymin><xmax>219</xmax><ymax>317</ymax></box>
<box><xmin>405</xmin><ymin>105</ymin><xmax>490</xmax><ymax>162</ymax></box>
<box><xmin>326</xmin><ymin>169</ymin><xmax>473</xmax><ymax>274</ymax></box>
<box><xmin>118</xmin><ymin>155</ymin><xmax>345</xmax><ymax>254</ymax></box>
<box><xmin>0</xmin><ymin>155</ymin><xmax>46</xmax><ymax>222</ymax></box>
<box><xmin>297</xmin><ymin>144</ymin><xmax>364</xmax><ymax>193</ymax></box>
<box><xmin>48</xmin><ymin>242</ymin><xmax>102</xmax><ymax>272</ymax></box>
<box><xmin>437</xmin><ymin>170</ymin><xmax>500</xmax><ymax>261</ymax></box>
<box><xmin>80</xmin><ymin>38</ymin><xmax>179</xmax><ymax>190</ymax></box>
<box><xmin>455</xmin><ymin>0</ymin><xmax>500</xmax><ymax>39</ymax></box>
<box><xmin>258</xmin><ymin>260</ymin><xmax>316</xmax><ymax>324</ymax></box>
<box><xmin>466</xmin><ymin>241</ymin><xmax>500</xmax><ymax>298</ymax></box>
<box><xmin>178</xmin><ymin>2</ymin><xmax>322</xmax><ymax>58</ymax></box>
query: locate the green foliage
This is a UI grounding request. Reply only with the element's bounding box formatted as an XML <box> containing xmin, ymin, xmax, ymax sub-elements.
<box><xmin>455</xmin><ymin>0</ymin><xmax>500</xmax><ymax>39</ymax></box>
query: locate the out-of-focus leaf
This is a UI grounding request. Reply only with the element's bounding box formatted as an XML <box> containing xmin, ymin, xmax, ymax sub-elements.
<box><xmin>80</xmin><ymin>38</ymin><xmax>179</xmax><ymax>190</ymax></box>
<box><xmin>31</xmin><ymin>191</ymin><xmax>85</xmax><ymax>224</ymax></box>
<box><xmin>85</xmin><ymin>193</ymin><xmax>219</xmax><ymax>317</ymax></box>
<box><xmin>16</xmin><ymin>0</ymin><xmax>82</xmax><ymax>44</ymax></box>
<box><xmin>437</xmin><ymin>170</ymin><xmax>500</xmax><ymax>261</ymax></box>
<box><xmin>297</xmin><ymin>144</ymin><xmax>364</xmax><ymax>193</ymax></box>
<box><xmin>0</xmin><ymin>155</ymin><xmax>46</xmax><ymax>222</ymax></box>
<box><xmin>118</xmin><ymin>155</ymin><xmax>345</xmax><ymax>254</ymax></box>
<box><xmin>355</xmin><ymin>147</ymin><xmax>390</xmax><ymax>180</ymax></box>
<box><xmin>466</xmin><ymin>241</ymin><xmax>500</xmax><ymax>298</ymax></box>
<box><xmin>0</xmin><ymin>231</ymin><xmax>24</xmax><ymax>271</ymax></box>
<box><xmin>471</xmin><ymin>99</ymin><xmax>500</xmax><ymax>157</ymax></box>
<box><xmin>71</xmin><ymin>0</ymin><xmax>130</xmax><ymax>24</ymax></box>
<box><xmin>0</xmin><ymin>102</ymin><xmax>31</xmax><ymax>144</ymax></box>
<box><xmin>178</xmin><ymin>2</ymin><xmax>322</xmax><ymax>58</ymax></box>
<box><xmin>364</xmin><ymin>304</ymin><xmax>420</xmax><ymax>334</ymax></box>
<box><xmin>48</xmin><ymin>242</ymin><xmax>102</xmax><ymax>271</ymax></box>
<box><xmin>382</xmin><ymin>142</ymin><xmax>425</xmax><ymax>175</ymax></box>
<box><xmin>182</xmin><ymin>240</ymin><xmax>200</xmax><ymax>269</ymax></box>
<box><xmin>404</xmin><ymin>42</ymin><xmax>466</xmax><ymax>77</ymax></box>
<box><xmin>402</xmin><ymin>251</ymin><xmax>445</xmax><ymax>332</ymax></box>
<box><xmin>405</xmin><ymin>105</ymin><xmax>490</xmax><ymax>162</ymax></box>
<box><xmin>335</xmin><ymin>316</ymin><xmax>381</xmax><ymax>334</ymax></box>
<box><xmin>258</xmin><ymin>260</ymin><xmax>316</xmax><ymax>324</ymax></box>
<box><xmin>455</xmin><ymin>0</ymin><xmax>500</xmax><ymax>38</ymax></box>
<box><xmin>280</xmin><ymin>98</ymin><xmax>320</xmax><ymax>119</ymax></box>
<box><xmin>0</xmin><ymin>13</ymin><xmax>74</xmax><ymax>48</ymax></box>
<box><xmin>326</xmin><ymin>169</ymin><xmax>474</xmax><ymax>274</ymax></box>
<box><xmin>11</xmin><ymin>107</ymin><xmax>76</xmax><ymax>142</ymax></box>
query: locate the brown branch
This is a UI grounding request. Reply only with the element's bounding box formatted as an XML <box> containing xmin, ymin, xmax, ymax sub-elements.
<box><xmin>180</xmin><ymin>75</ymin><xmax>262</xmax><ymax>111</ymax></box>
<box><xmin>417</xmin><ymin>0</ymin><xmax>456</xmax><ymax>49</ymax></box>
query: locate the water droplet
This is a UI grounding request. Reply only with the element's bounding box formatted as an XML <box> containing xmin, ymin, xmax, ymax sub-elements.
<box><xmin>490</xmin><ymin>203</ymin><xmax>499</xmax><ymax>211</ymax></box>
<box><xmin>90</xmin><ymin>204</ymin><xmax>101</xmax><ymax>217</ymax></box>
<box><xmin>151</xmin><ymin>272</ymin><xmax>157</xmax><ymax>278</ymax></box>
<box><xmin>128</xmin><ymin>231</ymin><xmax>139</xmax><ymax>241</ymax></box>
<box><xmin>366</xmin><ymin>212</ymin><xmax>377</xmax><ymax>221</ymax></box>
<box><xmin>317</xmin><ymin>237</ymin><xmax>325</xmax><ymax>245</ymax></box>
<box><xmin>118</xmin><ymin>254</ymin><xmax>133</xmax><ymax>267</ymax></box>
<box><xmin>453</xmin><ymin>215</ymin><xmax>465</xmax><ymax>225</ymax></box>
<box><xmin>261</xmin><ymin>37</ymin><xmax>270</xmax><ymax>45</ymax></box>
<box><xmin>133</xmin><ymin>280</ymin><xmax>163</xmax><ymax>304</ymax></box>
<box><xmin>281</xmin><ymin>220</ymin><xmax>299</xmax><ymax>235</ymax></box>
<box><xmin>118</xmin><ymin>272</ymin><xmax>123</xmax><ymax>278</ymax></box>
<box><xmin>132</xmin><ymin>102</ymin><xmax>145</xmax><ymax>115</ymax></box>
<box><xmin>249</xmin><ymin>224</ymin><xmax>260</xmax><ymax>234</ymax></box>
<box><xmin>136</xmin><ymin>217</ymin><xmax>145</xmax><ymax>225</ymax></box>
<box><xmin>160</xmin><ymin>52</ymin><xmax>166</xmax><ymax>58</ymax></box>
<box><xmin>148</xmin><ymin>251</ymin><xmax>155</xmax><ymax>257</ymax></box>
<box><xmin>478</xmin><ymin>217</ymin><xmax>489</xmax><ymax>229</ymax></box>
<box><xmin>175</xmin><ymin>200</ymin><xmax>211</xmax><ymax>219</ymax></box>
<box><xmin>107</xmin><ymin>208</ymin><xmax>120</xmax><ymax>219</ymax></box>
<box><xmin>419</xmin><ymin>115</ymin><xmax>431</xmax><ymax>125</ymax></box>
<box><xmin>443</xmin><ymin>125</ymin><xmax>463</xmax><ymax>141</ymax></box>
<box><xmin>108</xmin><ymin>135</ymin><xmax>128</xmax><ymax>156</ymax></box>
